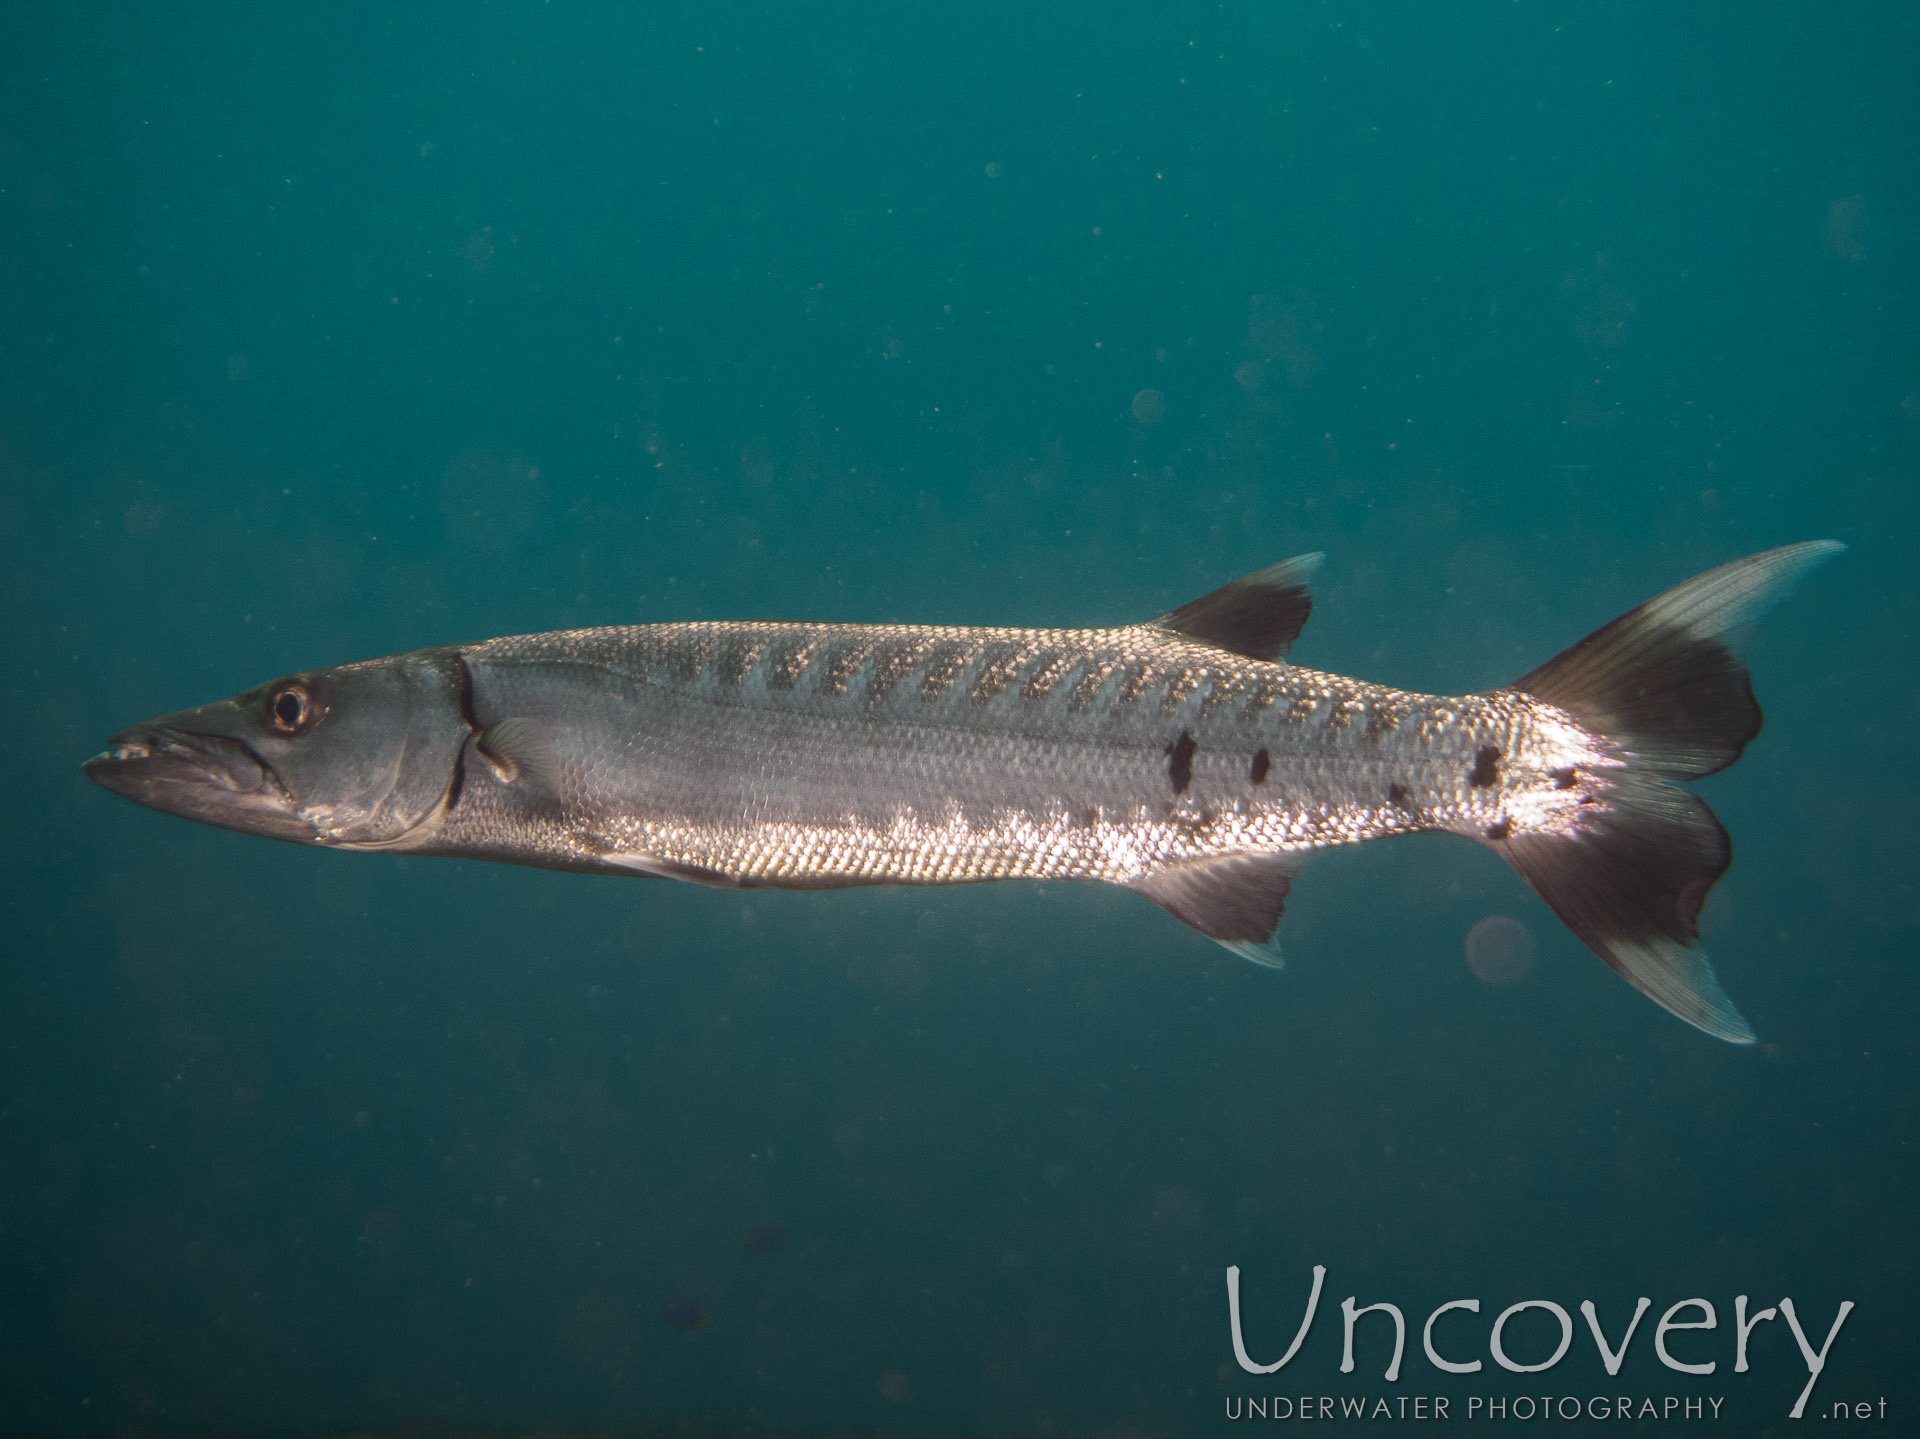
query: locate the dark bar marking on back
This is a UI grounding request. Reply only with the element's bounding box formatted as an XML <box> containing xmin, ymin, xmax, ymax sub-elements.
<box><xmin>1550</xmin><ymin>766</ymin><xmax>1578</xmax><ymax>790</ymax></box>
<box><xmin>1240</xmin><ymin>675</ymin><xmax>1283</xmax><ymax>716</ymax></box>
<box><xmin>663</xmin><ymin>639</ymin><xmax>704</xmax><ymax>684</ymax></box>
<box><xmin>1484</xmin><ymin>817</ymin><xmax>1512</xmax><ymax>841</ymax></box>
<box><xmin>1319</xmin><ymin>699</ymin><xmax>1362</xmax><ymax>737</ymax></box>
<box><xmin>869</xmin><ymin>636</ymin><xmax>939</xmax><ymax>699</ymax></box>
<box><xmin>1198</xmin><ymin>679</ymin><xmax>1242</xmax><ymax>719</ymax></box>
<box><xmin>1364</xmin><ymin>706</ymin><xmax>1402</xmax><ymax>742</ymax></box>
<box><xmin>714</xmin><ymin>636</ymin><xmax>767</xmax><ymax>687</ymax></box>
<box><xmin>816</xmin><ymin>637</ymin><xmax>878</xmax><ymax>696</ymax></box>
<box><xmin>767</xmin><ymin>638</ymin><xmax>819</xmax><ymax>692</ymax></box>
<box><xmin>1166</xmin><ymin>730</ymin><xmax>1197</xmax><ymax>794</ymax></box>
<box><xmin>1469</xmin><ymin>745</ymin><xmax>1501</xmax><ymax>788</ymax></box>
<box><xmin>968</xmin><ymin>641</ymin><xmax>1031</xmax><ymax>704</ymax></box>
<box><xmin>1068</xmin><ymin>660</ymin><xmax>1119</xmax><ymax>710</ymax></box>
<box><xmin>919</xmin><ymin>641</ymin><xmax>973</xmax><ymax>699</ymax></box>
<box><xmin>1160</xmin><ymin>668</ymin><xmax>1207</xmax><ymax>713</ymax></box>
<box><xmin>1022</xmin><ymin>651</ymin><xmax>1079</xmax><ymax>702</ymax></box>
<box><xmin>1388</xmin><ymin>782</ymin><xmax>1410</xmax><ymax>807</ymax></box>
<box><xmin>1115</xmin><ymin>662</ymin><xmax>1160</xmax><ymax>708</ymax></box>
<box><xmin>1250</xmin><ymin>748</ymin><xmax>1271</xmax><ymax>784</ymax></box>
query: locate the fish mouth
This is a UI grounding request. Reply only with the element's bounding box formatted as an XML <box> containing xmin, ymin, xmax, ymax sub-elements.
<box><xmin>83</xmin><ymin>724</ymin><xmax>318</xmax><ymax>843</ymax></box>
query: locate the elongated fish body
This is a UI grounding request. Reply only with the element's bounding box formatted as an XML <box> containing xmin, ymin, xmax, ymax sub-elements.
<box><xmin>448</xmin><ymin>621</ymin><xmax>1551</xmax><ymax>885</ymax></box>
<box><xmin>86</xmin><ymin>543</ymin><xmax>1843</xmax><ymax>1044</ymax></box>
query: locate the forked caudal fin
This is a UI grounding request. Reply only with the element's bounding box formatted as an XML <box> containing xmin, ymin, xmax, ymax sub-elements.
<box><xmin>1501</xmin><ymin>541</ymin><xmax>1845</xmax><ymax>1043</ymax></box>
<box><xmin>1134</xmin><ymin>543</ymin><xmax>1842</xmax><ymax>1043</ymax></box>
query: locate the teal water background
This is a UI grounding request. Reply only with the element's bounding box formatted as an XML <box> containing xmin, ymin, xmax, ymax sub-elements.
<box><xmin>2</xmin><ymin>4</ymin><xmax>1914</xmax><ymax>1434</ymax></box>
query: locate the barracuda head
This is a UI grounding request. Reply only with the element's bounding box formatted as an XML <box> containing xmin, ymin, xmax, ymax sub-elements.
<box><xmin>84</xmin><ymin>649</ymin><xmax>471</xmax><ymax>850</ymax></box>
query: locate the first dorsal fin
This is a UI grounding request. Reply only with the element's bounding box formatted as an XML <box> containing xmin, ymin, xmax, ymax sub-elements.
<box><xmin>1155</xmin><ymin>553</ymin><xmax>1323</xmax><ymax>661</ymax></box>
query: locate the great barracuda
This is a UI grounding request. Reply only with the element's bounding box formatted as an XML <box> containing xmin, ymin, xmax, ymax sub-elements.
<box><xmin>86</xmin><ymin>542</ymin><xmax>1841</xmax><ymax>1043</ymax></box>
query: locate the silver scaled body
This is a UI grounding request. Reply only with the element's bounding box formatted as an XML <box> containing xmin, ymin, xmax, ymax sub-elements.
<box><xmin>436</xmin><ymin>622</ymin><xmax>1590</xmax><ymax>885</ymax></box>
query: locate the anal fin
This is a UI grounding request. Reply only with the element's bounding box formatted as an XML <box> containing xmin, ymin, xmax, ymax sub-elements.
<box><xmin>1131</xmin><ymin>852</ymin><xmax>1298</xmax><ymax>969</ymax></box>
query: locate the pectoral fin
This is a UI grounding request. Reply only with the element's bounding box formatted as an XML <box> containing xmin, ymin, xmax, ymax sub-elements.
<box><xmin>475</xmin><ymin>718</ymin><xmax>562</xmax><ymax>792</ymax></box>
<box><xmin>1131</xmin><ymin>852</ymin><xmax>1299</xmax><ymax>969</ymax></box>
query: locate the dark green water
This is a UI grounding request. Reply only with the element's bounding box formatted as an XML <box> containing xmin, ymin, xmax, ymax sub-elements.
<box><xmin>2</xmin><ymin>5</ymin><xmax>1913</xmax><ymax>1435</ymax></box>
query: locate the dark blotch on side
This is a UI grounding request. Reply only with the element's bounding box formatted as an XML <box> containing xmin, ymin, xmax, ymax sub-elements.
<box><xmin>1166</xmin><ymin>730</ymin><xmax>1197</xmax><ymax>794</ymax></box>
<box><xmin>1469</xmin><ymin>744</ymin><xmax>1501</xmax><ymax>788</ymax></box>
<box><xmin>1250</xmin><ymin>748</ymin><xmax>1271</xmax><ymax>784</ymax></box>
<box><xmin>1388</xmin><ymin>782</ymin><xmax>1409</xmax><ymax>806</ymax></box>
<box><xmin>1551</xmin><ymin>766</ymin><xmax>1578</xmax><ymax>790</ymax></box>
<box><xmin>1485</xmin><ymin>817</ymin><xmax>1512</xmax><ymax>841</ymax></box>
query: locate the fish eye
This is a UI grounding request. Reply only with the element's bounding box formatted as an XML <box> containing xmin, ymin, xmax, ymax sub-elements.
<box><xmin>268</xmin><ymin>682</ymin><xmax>314</xmax><ymax>734</ymax></box>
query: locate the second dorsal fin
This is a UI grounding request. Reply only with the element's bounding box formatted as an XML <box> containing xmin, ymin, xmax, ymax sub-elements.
<box><xmin>1155</xmin><ymin>553</ymin><xmax>1323</xmax><ymax>661</ymax></box>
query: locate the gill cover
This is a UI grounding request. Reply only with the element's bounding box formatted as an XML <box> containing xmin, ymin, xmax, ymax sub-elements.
<box><xmin>259</xmin><ymin>648</ymin><xmax>473</xmax><ymax>848</ymax></box>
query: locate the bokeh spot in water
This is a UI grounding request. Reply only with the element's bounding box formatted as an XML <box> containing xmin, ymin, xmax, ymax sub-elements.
<box><xmin>1825</xmin><ymin>195</ymin><xmax>1868</xmax><ymax>262</ymax></box>
<box><xmin>659</xmin><ymin>1297</ymin><xmax>706</xmax><ymax>1331</ymax></box>
<box><xmin>1465</xmin><ymin>914</ymin><xmax>1535</xmax><ymax>987</ymax></box>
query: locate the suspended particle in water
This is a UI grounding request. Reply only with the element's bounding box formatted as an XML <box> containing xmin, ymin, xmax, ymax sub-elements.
<box><xmin>659</xmin><ymin>1297</ymin><xmax>707</xmax><ymax>1330</ymax></box>
<box><xmin>1131</xmin><ymin>388</ymin><xmax>1165</xmax><ymax>424</ymax></box>
<box><xmin>1825</xmin><ymin>195</ymin><xmax>1867</xmax><ymax>262</ymax></box>
<box><xmin>1464</xmin><ymin>914</ymin><xmax>1535</xmax><ymax>987</ymax></box>
<box><xmin>745</xmin><ymin>1221</ymin><xmax>786</xmax><ymax>1254</ymax></box>
<box><xmin>877</xmin><ymin>1370</ymin><xmax>915</xmax><ymax>1404</ymax></box>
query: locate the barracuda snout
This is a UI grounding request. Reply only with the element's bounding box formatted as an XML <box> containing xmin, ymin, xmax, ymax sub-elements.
<box><xmin>86</xmin><ymin>648</ymin><xmax>472</xmax><ymax>850</ymax></box>
<box><xmin>84</xmin><ymin>718</ymin><xmax>319</xmax><ymax>842</ymax></box>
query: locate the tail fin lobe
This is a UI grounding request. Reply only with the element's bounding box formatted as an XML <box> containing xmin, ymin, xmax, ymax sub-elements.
<box><xmin>1505</xmin><ymin>786</ymin><xmax>1753</xmax><ymax>1043</ymax></box>
<box><xmin>1513</xmin><ymin>540</ymin><xmax>1843</xmax><ymax>779</ymax></box>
